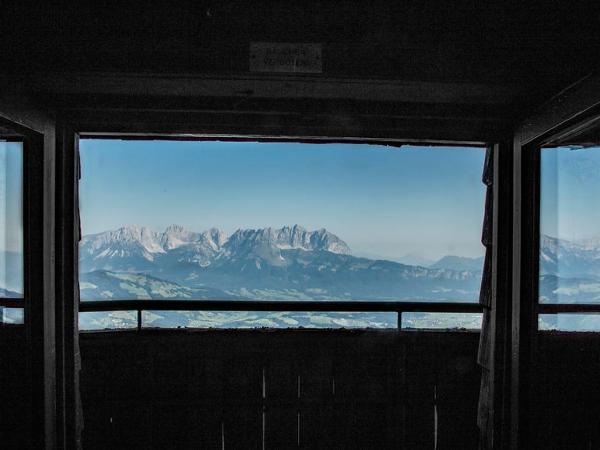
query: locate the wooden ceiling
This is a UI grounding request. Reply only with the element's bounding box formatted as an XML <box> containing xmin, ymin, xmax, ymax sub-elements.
<box><xmin>2</xmin><ymin>1</ymin><xmax>599</xmax><ymax>141</ymax></box>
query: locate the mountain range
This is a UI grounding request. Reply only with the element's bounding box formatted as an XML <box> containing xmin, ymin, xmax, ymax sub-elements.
<box><xmin>4</xmin><ymin>225</ymin><xmax>599</xmax><ymax>306</ymax></box>
<box><xmin>0</xmin><ymin>251</ymin><xmax>24</xmax><ymax>294</ymax></box>
<box><xmin>430</xmin><ymin>255</ymin><xmax>485</xmax><ymax>272</ymax></box>
<box><xmin>540</xmin><ymin>234</ymin><xmax>600</xmax><ymax>279</ymax></box>
<box><xmin>539</xmin><ymin>234</ymin><xmax>600</xmax><ymax>303</ymax></box>
<box><xmin>0</xmin><ymin>287</ymin><xmax>21</xmax><ymax>298</ymax></box>
<box><xmin>79</xmin><ymin>224</ymin><xmax>483</xmax><ymax>302</ymax></box>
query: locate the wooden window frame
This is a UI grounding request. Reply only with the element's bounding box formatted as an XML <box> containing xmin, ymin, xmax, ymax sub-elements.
<box><xmin>0</xmin><ymin>115</ymin><xmax>55</xmax><ymax>449</ymax></box>
<box><xmin>74</xmin><ymin>132</ymin><xmax>488</xmax><ymax>331</ymax></box>
<box><xmin>511</xmin><ymin>75</ymin><xmax>600</xmax><ymax>450</ymax></box>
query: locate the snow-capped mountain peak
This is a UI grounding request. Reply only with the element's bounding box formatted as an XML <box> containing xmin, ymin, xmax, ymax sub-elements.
<box><xmin>160</xmin><ymin>224</ymin><xmax>201</xmax><ymax>250</ymax></box>
<box><xmin>80</xmin><ymin>224</ymin><xmax>351</xmax><ymax>273</ymax></box>
<box><xmin>202</xmin><ymin>228</ymin><xmax>228</xmax><ymax>250</ymax></box>
<box><xmin>224</xmin><ymin>225</ymin><xmax>350</xmax><ymax>254</ymax></box>
<box><xmin>576</xmin><ymin>235</ymin><xmax>600</xmax><ymax>251</ymax></box>
<box><xmin>540</xmin><ymin>233</ymin><xmax>600</xmax><ymax>278</ymax></box>
<box><xmin>83</xmin><ymin>225</ymin><xmax>165</xmax><ymax>254</ymax></box>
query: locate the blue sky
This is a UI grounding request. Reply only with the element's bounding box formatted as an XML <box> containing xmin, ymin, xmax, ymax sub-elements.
<box><xmin>79</xmin><ymin>140</ymin><xmax>487</xmax><ymax>260</ymax></box>
<box><xmin>0</xmin><ymin>141</ymin><xmax>23</xmax><ymax>253</ymax></box>
<box><xmin>3</xmin><ymin>140</ymin><xmax>598</xmax><ymax>273</ymax></box>
<box><xmin>541</xmin><ymin>146</ymin><xmax>600</xmax><ymax>241</ymax></box>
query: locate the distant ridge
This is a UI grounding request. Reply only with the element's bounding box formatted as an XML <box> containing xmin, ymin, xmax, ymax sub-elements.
<box><xmin>78</xmin><ymin>224</ymin><xmax>483</xmax><ymax>302</ymax></box>
<box><xmin>80</xmin><ymin>270</ymin><xmax>242</xmax><ymax>301</ymax></box>
<box><xmin>0</xmin><ymin>287</ymin><xmax>22</xmax><ymax>298</ymax></box>
<box><xmin>430</xmin><ymin>255</ymin><xmax>484</xmax><ymax>272</ymax></box>
<box><xmin>82</xmin><ymin>224</ymin><xmax>349</xmax><ymax>258</ymax></box>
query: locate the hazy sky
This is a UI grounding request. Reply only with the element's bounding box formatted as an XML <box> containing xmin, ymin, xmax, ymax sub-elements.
<box><xmin>541</xmin><ymin>146</ymin><xmax>600</xmax><ymax>241</ymax></box>
<box><xmin>79</xmin><ymin>140</ymin><xmax>487</xmax><ymax>260</ymax></box>
<box><xmin>0</xmin><ymin>141</ymin><xmax>23</xmax><ymax>253</ymax></box>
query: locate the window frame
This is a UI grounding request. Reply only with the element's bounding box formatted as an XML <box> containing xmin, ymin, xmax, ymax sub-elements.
<box><xmin>75</xmin><ymin>133</ymin><xmax>487</xmax><ymax>331</ymax></box>
<box><xmin>0</xmin><ymin>124</ymin><xmax>49</xmax><ymax>332</ymax></box>
<box><xmin>527</xmin><ymin>112</ymin><xmax>600</xmax><ymax>331</ymax></box>
<box><xmin>0</xmin><ymin>135</ymin><xmax>25</xmax><ymax>318</ymax></box>
<box><xmin>0</xmin><ymin>114</ymin><xmax>54</xmax><ymax>448</ymax></box>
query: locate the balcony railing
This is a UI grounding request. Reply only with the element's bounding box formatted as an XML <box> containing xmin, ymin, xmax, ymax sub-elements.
<box><xmin>79</xmin><ymin>299</ymin><xmax>483</xmax><ymax>330</ymax></box>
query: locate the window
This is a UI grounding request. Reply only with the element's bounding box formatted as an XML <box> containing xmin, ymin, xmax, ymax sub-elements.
<box><xmin>539</xmin><ymin>144</ymin><xmax>600</xmax><ymax>330</ymax></box>
<box><xmin>0</xmin><ymin>140</ymin><xmax>24</xmax><ymax>325</ymax></box>
<box><xmin>78</xmin><ymin>139</ymin><xmax>485</xmax><ymax>329</ymax></box>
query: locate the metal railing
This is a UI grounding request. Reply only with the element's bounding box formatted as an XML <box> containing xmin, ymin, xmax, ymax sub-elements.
<box><xmin>79</xmin><ymin>299</ymin><xmax>483</xmax><ymax>330</ymax></box>
<box><xmin>0</xmin><ymin>299</ymin><xmax>21</xmax><ymax>308</ymax></box>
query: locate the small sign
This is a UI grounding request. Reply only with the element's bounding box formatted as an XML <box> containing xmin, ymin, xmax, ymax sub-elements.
<box><xmin>249</xmin><ymin>42</ymin><xmax>322</xmax><ymax>74</ymax></box>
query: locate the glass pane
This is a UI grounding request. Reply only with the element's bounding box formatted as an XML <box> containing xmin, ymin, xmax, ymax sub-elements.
<box><xmin>142</xmin><ymin>310</ymin><xmax>397</xmax><ymax>329</ymax></box>
<box><xmin>540</xmin><ymin>146</ymin><xmax>600</xmax><ymax>303</ymax></box>
<box><xmin>79</xmin><ymin>310</ymin><xmax>137</xmax><ymax>331</ymax></box>
<box><xmin>79</xmin><ymin>140</ymin><xmax>485</xmax><ymax>303</ymax></box>
<box><xmin>401</xmin><ymin>312</ymin><xmax>482</xmax><ymax>330</ymax></box>
<box><xmin>0</xmin><ymin>307</ymin><xmax>24</xmax><ymax>325</ymax></box>
<box><xmin>0</xmin><ymin>141</ymin><xmax>23</xmax><ymax>298</ymax></box>
<box><xmin>539</xmin><ymin>313</ymin><xmax>600</xmax><ymax>332</ymax></box>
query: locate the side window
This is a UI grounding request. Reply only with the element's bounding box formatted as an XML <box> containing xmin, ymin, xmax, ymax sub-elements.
<box><xmin>539</xmin><ymin>144</ymin><xmax>600</xmax><ymax>331</ymax></box>
<box><xmin>0</xmin><ymin>139</ymin><xmax>24</xmax><ymax>325</ymax></box>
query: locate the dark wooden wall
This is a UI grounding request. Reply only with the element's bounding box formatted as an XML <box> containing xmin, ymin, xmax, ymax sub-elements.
<box><xmin>4</xmin><ymin>0</ymin><xmax>600</xmax><ymax>145</ymax></box>
<box><xmin>0</xmin><ymin>328</ymin><xmax>31</xmax><ymax>449</ymax></box>
<box><xmin>530</xmin><ymin>334</ymin><xmax>600</xmax><ymax>450</ymax></box>
<box><xmin>79</xmin><ymin>330</ymin><xmax>481</xmax><ymax>449</ymax></box>
<box><xmin>5</xmin><ymin>328</ymin><xmax>600</xmax><ymax>449</ymax></box>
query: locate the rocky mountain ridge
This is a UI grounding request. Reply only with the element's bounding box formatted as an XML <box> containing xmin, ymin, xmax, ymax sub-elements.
<box><xmin>79</xmin><ymin>224</ymin><xmax>483</xmax><ymax>301</ymax></box>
